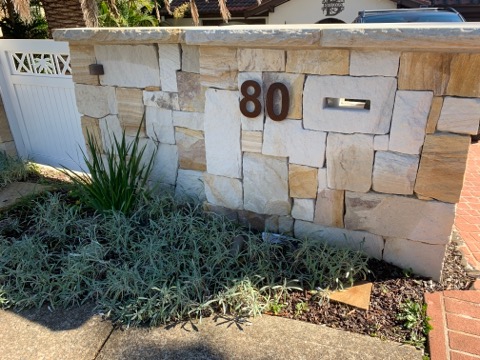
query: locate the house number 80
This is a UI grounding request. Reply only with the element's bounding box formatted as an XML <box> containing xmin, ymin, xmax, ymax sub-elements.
<box><xmin>239</xmin><ymin>80</ymin><xmax>290</xmax><ymax>121</ymax></box>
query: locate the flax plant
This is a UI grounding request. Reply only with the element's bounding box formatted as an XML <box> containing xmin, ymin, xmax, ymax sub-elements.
<box><xmin>62</xmin><ymin>124</ymin><xmax>155</xmax><ymax>214</ymax></box>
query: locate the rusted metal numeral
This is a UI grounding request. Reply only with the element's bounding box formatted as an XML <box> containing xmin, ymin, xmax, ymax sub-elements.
<box><xmin>239</xmin><ymin>80</ymin><xmax>290</xmax><ymax>121</ymax></box>
<box><xmin>266</xmin><ymin>82</ymin><xmax>289</xmax><ymax>121</ymax></box>
<box><xmin>239</xmin><ymin>80</ymin><xmax>262</xmax><ymax>118</ymax></box>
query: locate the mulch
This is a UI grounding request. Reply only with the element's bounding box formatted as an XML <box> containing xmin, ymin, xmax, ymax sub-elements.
<box><xmin>278</xmin><ymin>238</ymin><xmax>475</xmax><ymax>346</ymax></box>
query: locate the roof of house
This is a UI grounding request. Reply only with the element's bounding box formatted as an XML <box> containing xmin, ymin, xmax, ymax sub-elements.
<box><xmin>168</xmin><ymin>0</ymin><xmax>480</xmax><ymax>19</ymax></box>
<box><xmin>169</xmin><ymin>0</ymin><xmax>262</xmax><ymax>16</ymax></box>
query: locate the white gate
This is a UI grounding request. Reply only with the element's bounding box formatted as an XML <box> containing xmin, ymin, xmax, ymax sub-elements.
<box><xmin>0</xmin><ymin>39</ymin><xmax>86</xmax><ymax>171</ymax></box>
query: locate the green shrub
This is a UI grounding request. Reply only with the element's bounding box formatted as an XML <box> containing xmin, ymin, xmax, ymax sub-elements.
<box><xmin>397</xmin><ymin>300</ymin><xmax>433</xmax><ymax>349</ymax></box>
<box><xmin>0</xmin><ymin>193</ymin><xmax>370</xmax><ymax>327</ymax></box>
<box><xmin>0</xmin><ymin>13</ymin><xmax>48</xmax><ymax>39</ymax></box>
<box><xmin>0</xmin><ymin>151</ymin><xmax>30</xmax><ymax>187</ymax></box>
<box><xmin>62</xmin><ymin>125</ymin><xmax>155</xmax><ymax>214</ymax></box>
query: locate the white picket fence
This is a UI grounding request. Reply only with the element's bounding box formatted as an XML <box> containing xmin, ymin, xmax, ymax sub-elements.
<box><xmin>0</xmin><ymin>39</ymin><xmax>86</xmax><ymax>171</ymax></box>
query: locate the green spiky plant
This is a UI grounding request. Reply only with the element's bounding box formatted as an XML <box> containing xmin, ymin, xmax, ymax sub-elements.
<box><xmin>62</xmin><ymin>123</ymin><xmax>155</xmax><ymax>214</ymax></box>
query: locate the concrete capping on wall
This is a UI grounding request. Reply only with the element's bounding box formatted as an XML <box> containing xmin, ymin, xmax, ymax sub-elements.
<box><xmin>61</xmin><ymin>25</ymin><xmax>480</xmax><ymax>281</ymax></box>
<box><xmin>54</xmin><ymin>24</ymin><xmax>480</xmax><ymax>52</ymax></box>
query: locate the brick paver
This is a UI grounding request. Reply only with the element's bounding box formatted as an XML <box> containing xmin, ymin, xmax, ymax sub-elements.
<box><xmin>426</xmin><ymin>142</ymin><xmax>480</xmax><ymax>360</ymax></box>
<box><xmin>455</xmin><ymin>142</ymin><xmax>480</xmax><ymax>271</ymax></box>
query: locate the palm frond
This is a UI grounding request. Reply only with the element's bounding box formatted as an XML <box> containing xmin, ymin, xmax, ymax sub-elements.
<box><xmin>13</xmin><ymin>0</ymin><xmax>30</xmax><ymax>21</ymax></box>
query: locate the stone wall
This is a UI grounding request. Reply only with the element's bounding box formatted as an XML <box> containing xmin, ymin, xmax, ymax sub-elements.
<box><xmin>55</xmin><ymin>25</ymin><xmax>480</xmax><ymax>281</ymax></box>
<box><xmin>0</xmin><ymin>94</ymin><xmax>16</xmax><ymax>156</ymax></box>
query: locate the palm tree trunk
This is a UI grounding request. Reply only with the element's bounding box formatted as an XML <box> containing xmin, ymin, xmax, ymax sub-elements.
<box><xmin>42</xmin><ymin>0</ymin><xmax>88</xmax><ymax>36</ymax></box>
<box><xmin>5</xmin><ymin>0</ymin><xmax>16</xmax><ymax>20</ymax></box>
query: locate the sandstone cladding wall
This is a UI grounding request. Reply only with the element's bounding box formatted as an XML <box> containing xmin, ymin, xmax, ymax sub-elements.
<box><xmin>61</xmin><ymin>26</ymin><xmax>480</xmax><ymax>281</ymax></box>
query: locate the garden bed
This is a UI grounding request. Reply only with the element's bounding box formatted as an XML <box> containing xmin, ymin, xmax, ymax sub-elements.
<box><xmin>0</xmin><ymin>151</ymin><xmax>474</xmax><ymax>354</ymax></box>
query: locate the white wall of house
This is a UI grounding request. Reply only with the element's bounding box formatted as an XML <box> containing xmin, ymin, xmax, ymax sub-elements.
<box><xmin>168</xmin><ymin>0</ymin><xmax>396</xmax><ymax>26</ymax></box>
<box><xmin>267</xmin><ymin>0</ymin><xmax>396</xmax><ymax>24</ymax></box>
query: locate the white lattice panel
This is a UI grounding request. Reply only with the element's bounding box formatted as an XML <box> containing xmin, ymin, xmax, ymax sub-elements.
<box><xmin>0</xmin><ymin>39</ymin><xmax>86</xmax><ymax>171</ymax></box>
<box><xmin>10</xmin><ymin>52</ymin><xmax>72</xmax><ymax>77</ymax></box>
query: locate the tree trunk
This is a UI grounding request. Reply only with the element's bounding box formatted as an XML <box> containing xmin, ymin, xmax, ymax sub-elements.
<box><xmin>5</xmin><ymin>0</ymin><xmax>15</xmax><ymax>20</ymax></box>
<box><xmin>41</xmin><ymin>0</ymin><xmax>87</xmax><ymax>37</ymax></box>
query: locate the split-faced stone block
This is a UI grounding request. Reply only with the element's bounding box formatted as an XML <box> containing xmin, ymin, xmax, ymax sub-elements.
<box><xmin>426</xmin><ymin>97</ymin><xmax>444</xmax><ymax>134</ymax></box>
<box><xmin>237</xmin><ymin>210</ymin><xmax>268</xmax><ymax>231</ymax></box>
<box><xmin>116</xmin><ymin>88</ymin><xmax>145</xmax><ymax>136</ymax></box>
<box><xmin>181</xmin><ymin>45</ymin><xmax>200</xmax><ymax>73</ymax></box>
<box><xmin>372</xmin><ymin>151</ymin><xmax>419</xmax><ymax>195</ymax></box>
<box><xmin>99</xmin><ymin>114</ymin><xmax>122</xmax><ymax>152</ymax></box>
<box><xmin>145</xmin><ymin>107</ymin><xmax>175</xmax><ymax>144</ymax></box>
<box><xmin>0</xmin><ymin>141</ymin><xmax>16</xmax><ymax>156</ymax></box>
<box><xmin>150</xmin><ymin>143</ymin><xmax>178</xmax><ymax>185</ymax></box>
<box><xmin>69</xmin><ymin>45</ymin><xmax>99</xmax><ymax>85</ymax></box>
<box><xmin>158</xmin><ymin>44</ymin><xmax>181</xmax><ymax>92</ymax></box>
<box><xmin>131</xmin><ymin>137</ymin><xmax>157</xmax><ymax>168</ymax></box>
<box><xmin>294</xmin><ymin>220</ymin><xmax>385</xmax><ymax>260</ymax></box>
<box><xmin>81</xmin><ymin>116</ymin><xmax>103</xmax><ymax>153</ymax></box>
<box><xmin>238</xmin><ymin>72</ymin><xmax>264</xmax><ymax>131</ymax></box>
<box><xmin>200</xmin><ymin>47</ymin><xmax>238</xmax><ymax>90</ymax></box>
<box><xmin>388</xmin><ymin>91</ymin><xmax>433</xmax><ymax>155</ymax></box>
<box><xmin>303</xmin><ymin>76</ymin><xmax>396</xmax><ymax>134</ymax></box>
<box><xmin>415</xmin><ymin>134</ymin><xmax>470</xmax><ymax>203</ymax></box>
<box><xmin>237</xmin><ymin>211</ymin><xmax>292</xmax><ymax>233</ymax></box>
<box><xmin>446</xmin><ymin>53</ymin><xmax>480</xmax><ymax>97</ymax></box>
<box><xmin>177</xmin><ymin>72</ymin><xmax>206</xmax><ymax>112</ymax></box>
<box><xmin>326</xmin><ymin>133</ymin><xmax>374</xmax><ymax>193</ymax></box>
<box><xmin>75</xmin><ymin>84</ymin><xmax>117</xmax><ymax>118</ymax></box>
<box><xmin>318</xmin><ymin>168</ymin><xmax>327</xmax><ymax>190</ymax></box>
<box><xmin>350</xmin><ymin>50</ymin><xmax>400</xmax><ymax>77</ymax></box>
<box><xmin>238</xmin><ymin>48</ymin><xmax>285</xmax><ymax>72</ymax></box>
<box><xmin>172</xmin><ymin>111</ymin><xmax>204</xmax><ymax>131</ymax></box>
<box><xmin>383</xmin><ymin>238</ymin><xmax>446</xmax><ymax>281</ymax></box>
<box><xmin>204</xmin><ymin>203</ymin><xmax>239</xmax><ymax>222</ymax></box>
<box><xmin>267</xmin><ymin>215</ymin><xmax>294</xmax><ymax>235</ymax></box>
<box><xmin>398</xmin><ymin>52</ymin><xmax>452</xmax><ymax>95</ymax></box>
<box><xmin>263</xmin><ymin>72</ymin><xmax>305</xmax><ymax>120</ymax></box>
<box><xmin>314</xmin><ymin>189</ymin><xmax>344</xmax><ymax>228</ymax></box>
<box><xmin>373</xmin><ymin>135</ymin><xmax>389</xmax><ymax>151</ymax></box>
<box><xmin>242</xmin><ymin>131</ymin><xmax>263</xmax><ymax>153</ymax></box>
<box><xmin>175</xmin><ymin>127</ymin><xmax>206</xmax><ymax>171</ymax></box>
<box><xmin>344</xmin><ymin>191</ymin><xmax>456</xmax><ymax>245</ymax></box>
<box><xmin>204</xmin><ymin>173</ymin><xmax>243</xmax><ymax>210</ymax></box>
<box><xmin>175</xmin><ymin>169</ymin><xmax>206</xmax><ymax>203</ymax></box>
<box><xmin>0</xmin><ymin>106</ymin><xmax>13</xmax><ymax>143</ymax></box>
<box><xmin>204</xmin><ymin>89</ymin><xmax>242</xmax><ymax>179</ymax></box>
<box><xmin>263</xmin><ymin>119</ymin><xmax>326</xmax><ymax>168</ymax></box>
<box><xmin>292</xmin><ymin>199</ymin><xmax>315</xmax><ymax>222</ymax></box>
<box><xmin>143</xmin><ymin>91</ymin><xmax>180</xmax><ymax>111</ymax></box>
<box><xmin>289</xmin><ymin>164</ymin><xmax>318</xmax><ymax>199</ymax></box>
<box><xmin>95</xmin><ymin>45</ymin><xmax>160</xmax><ymax>88</ymax></box>
<box><xmin>437</xmin><ymin>97</ymin><xmax>480</xmax><ymax>135</ymax></box>
<box><xmin>243</xmin><ymin>153</ymin><xmax>290</xmax><ymax>216</ymax></box>
<box><xmin>286</xmin><ymin>49</ymin><xmax>349</xmax><ymax>75</ymax></box>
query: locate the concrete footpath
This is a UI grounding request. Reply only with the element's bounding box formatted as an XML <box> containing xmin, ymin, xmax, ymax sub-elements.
<box><xmin>0</xmin><ymin>305</ymin><xmax>422</xmax><ymax>360</ymax></box>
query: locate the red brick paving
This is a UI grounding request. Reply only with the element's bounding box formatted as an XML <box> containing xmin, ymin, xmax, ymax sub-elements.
<box><xmin>426</xmin><ymin>142</ymin><xmax>480</xmax><ymax>360</ymax></box>
<box><xmin>455</xmin><ymin>142</ymin><xmax>480</xmax><ymax>271</ymax></box>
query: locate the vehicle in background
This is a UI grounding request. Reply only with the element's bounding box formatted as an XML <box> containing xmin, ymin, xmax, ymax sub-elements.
<box><xmin>353</xmin><ymin>8</ymin><xmax>466</xmax><ymax>23</ymax></box>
